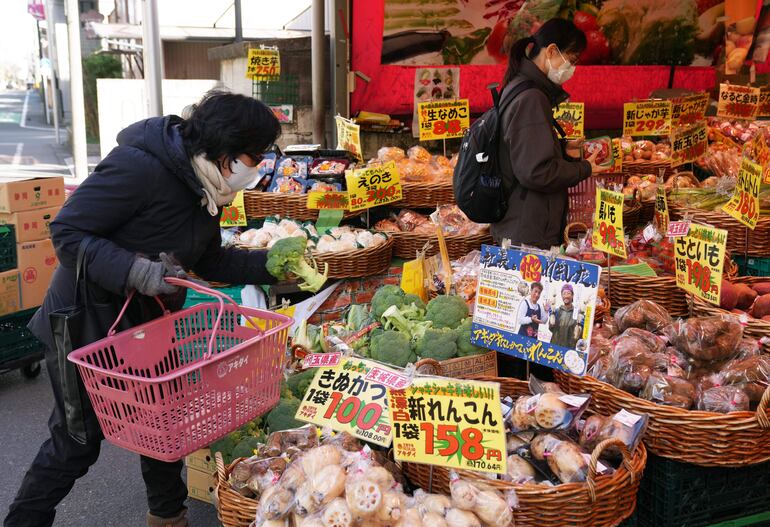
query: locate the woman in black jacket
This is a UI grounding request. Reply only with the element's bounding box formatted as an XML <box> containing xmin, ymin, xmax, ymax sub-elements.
<box><xmin>5</xmin><ymin>92</ymin><xmax>281</xmax><ymax>527</ymax></box>
<box><xmin>493</xmin><ymin>18</ymin><xmax>608</xmax><ymax>249</ymax></box>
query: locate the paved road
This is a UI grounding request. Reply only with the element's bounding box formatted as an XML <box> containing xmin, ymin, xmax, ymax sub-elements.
<box><xmin>0</xmin><ymin>90</ymin><xmax>220</xmax><ymax>526</ymax></box>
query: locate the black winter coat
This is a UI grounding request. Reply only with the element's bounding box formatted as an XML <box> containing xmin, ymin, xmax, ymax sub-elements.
<box><xmin>29</xmin><ymin>116</ymin><xmax>275</xmax><ymax>351</ymax></box>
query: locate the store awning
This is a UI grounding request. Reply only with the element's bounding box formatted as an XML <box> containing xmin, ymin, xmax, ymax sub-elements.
<box><xmin>86</xmin><ymin>22</ymin><xmax>308</xmax><ymax>42</ymax></box>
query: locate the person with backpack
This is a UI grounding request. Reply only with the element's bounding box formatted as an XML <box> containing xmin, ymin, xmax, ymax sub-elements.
<box><xmin>490</xmin><ymin>18</ymin><xmax>608</xmax><ymax>248</ymax></box>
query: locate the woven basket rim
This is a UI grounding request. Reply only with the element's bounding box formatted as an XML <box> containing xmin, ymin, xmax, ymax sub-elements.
<box><xmin>383</xmin><ymin>229</ymin><xmax>491</xmax><ymax>240</ymax></box>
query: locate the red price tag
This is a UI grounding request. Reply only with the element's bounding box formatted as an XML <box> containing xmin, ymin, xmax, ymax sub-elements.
<box><xmin>418</xmin><ymin>423</ymin><xmax>489</xmax><ymax>462</ymax></box>
<box><xmin>685</xmin><ymin>259</ymin><xmax>713</xmax><ymax>294</ymax></box>
<box><xmin>598</xmin><ymin>221</ymin><xmax>619</xmax><ymax>248</ymax></box>
<box><xmin>322</xmin><ymin>392</ymin><xmax>384</xmax><ymax>431</ymax></box>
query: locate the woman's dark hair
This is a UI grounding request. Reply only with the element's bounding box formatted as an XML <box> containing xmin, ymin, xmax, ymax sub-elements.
<box><xmin>503</xmin><ymin>18</ymin><xmax>587</xmax><ymax>85</ymax></box>
<box><xmin>180</xmin><ymin>90</ymin><xmax>281</xmax><ymax>161</ymax></box>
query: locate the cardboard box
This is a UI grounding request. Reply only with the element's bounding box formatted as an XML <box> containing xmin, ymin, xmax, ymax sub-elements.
<box><xmin>0</xmin><ymin>176</ymin><xmax>65</xmax><ymax>213</ymax></box>
<box><xmin>0</xmin><ymin>206</ymin><xmax>60</xmax><ymax>243</ymax></box>
<box><xmin>17</xmin><ymin>238</ymin><xmax>58</xmax><ymax>310</ymax></box>
<box><xmin>439</xmin><ymin>351</ymin><xmax>498</xmax><ymax>379</ymax></box>
<box><xmin>186</xmin><ymin>466</ymin><xmax>215</xmax><ymax>505</ymax></box>
<box><xmin>0</xmin><ymin>269</ymin><xmax>20</xmax><ymax>316</ymax></box>
<box><xmin>185</xmin><ymin>448</ymin><xmax>216</xmax><ymax>474</ymax></box>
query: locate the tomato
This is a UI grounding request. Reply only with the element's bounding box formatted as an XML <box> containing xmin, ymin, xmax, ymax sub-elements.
<box><xmin>573</xmin><ymin>11</ymin><xmax>598</xmax><ymax>33</ymax></box>
<box><xmin>579</xmin><ymin>30</ymin><xmax>610</xmax><ymax>65</ymax></box>
<box><xmin>487</xmin><ymin>18</ymin><xmax>511</xmax><ymax>63</ymax></box>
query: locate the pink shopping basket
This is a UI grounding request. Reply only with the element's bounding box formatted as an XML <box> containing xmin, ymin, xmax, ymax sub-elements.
<box><xmin>67</xmin><ymin>277</ymin><xmax>293</xmax><ymax>462</ymax></box>
<box><xmin>568</xmin><ymin>173</ymin><xmax>625</xmax><ymax>226</ymax></box>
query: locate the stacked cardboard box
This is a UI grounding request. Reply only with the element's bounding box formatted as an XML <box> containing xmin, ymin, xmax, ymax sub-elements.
<box><xmin>0</xmin><ymin>175</ymin><xmax>64</xmax><ymax>313</ymax></box>
<box><xmin>185</xmin><ymin>448</ymin><xmax>216</xmax><ymax>504</ymax></box>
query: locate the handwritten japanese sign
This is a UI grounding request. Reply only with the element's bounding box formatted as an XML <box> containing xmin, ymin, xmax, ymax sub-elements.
<box><xmin>593</xmin><ymin>188</ymin><xmax>627</xmax><ymax>259</ymax></box>
<box><xmin>471</xmin><ymin>245</ymin><xmax>600</xmax><ymax>376</ymax></box>
<box><xmin>335</xmin><ymin>116</ymin><xmax>363</xmax><ymax>162</ymax></box>
<box><xmin>553</xmin><ymin>102</ymin><xmax>585</xmax><ymax>139</ymax></box>
<box><xmin>674</xmin><ymin>224</ymin><xmax>727</xmax><ymax>306</ymax></box>
<box><xmin>717</xmin><ymin>84</ymin><xmax>760</xmax><ymax>120</ymax></box>
<box><xmin>346</xmin><ymin>162</ymin><xmax>403</xmax><ymax>212</ymax></box>
<box><xmin>417</xmin><ymin>99</ymin><xmax>470</xmax><ymax>141</ymax></box>
<box><xmin>295</xmin><ymin>358</ymin><xmax>396</xmax><ymax>447</ymax></box>
<box><xmin>670</xmin><ymin>123</ymin><xmax>707</xmax><ymax>167</ymax></box>
<box><xmin>219</xmin><ymin>191</ymin><xmax>247</xmax><ymax>227</ymax></box>
<box><xmin>245</xmin><ymin>48</ymin><xmax>280</xmax><ymax>81</ymax></box>
<box><xmin>667</xmin><ymin>221</ymin><xmax>691</xmax><ymax>238</ymax></box>
<box><xmin>722</xmin><ymin>157</ymin><xmax>761</xmax><ymax>229</ymax></box>
<box><xmin>623</xmin><ymin>100</ymin><xmax>673</xmax><ymax>137</ymax></box>
<box><xmin>306</xmin><ymin>191</ymin><xmax>350</xmax><ymax>210</ymax></box>
<box><xmin>742</xmin><ymin>132</ymin><xmax>770</xmax><ymax>184</ymax></box>
<box><xmin>671</xmin><ymin>93</ymin><xmax>709</xmax><ymax>128</ymax></box>
<box><xmin>390</xmin><ymin>377</ymin><xmax>506</xmax><ymax>474</ymax></box>
<box><xmin>759</xmin><ymin>87</ymin><xmax>770</xmax><ymax>118</ymax></box>
<box><xmin>655</xmin><ymin>186</ymin><xmax>669</xmax><ymax>234</ymax></box>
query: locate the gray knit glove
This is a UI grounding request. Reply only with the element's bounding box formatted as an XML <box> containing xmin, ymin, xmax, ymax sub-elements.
<box><xmin>126</xmin><ymin>253</ymin><xmax>184</xmax><ymax>296</ymax></box>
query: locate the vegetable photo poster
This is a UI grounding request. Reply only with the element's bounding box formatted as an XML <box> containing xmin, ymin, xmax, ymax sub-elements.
<box><xmin>470</xmin><ymin>245</ymin><xmax>602</xmax><ymax>376</ymax></box>
<box><xmin>412</xmin><ymin>67</ymin><xmax>460</xmax><ymax>138</ymax></box>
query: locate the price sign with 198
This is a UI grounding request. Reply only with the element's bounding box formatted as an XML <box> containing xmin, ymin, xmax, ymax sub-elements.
<box><xmin>592</xmin><ymin>188</ymin><xmax>627</xmax><ymax>259</ymax></box>
<box><xmin>623</xmin><ymin>100</ymin><xmax>672</xmax><ymax>137</ymax></box>
<box><xmin>722</xmin><ymin>157</ymin><xmax>761</xmax><ymax>229</ymax></box>
<box><xmin>345</xmin><ymin>161</ymin><xmax>403</xmax><ymax>212</ymax></box>
<box><xmin>390</xmin><ymin>378</ymin><xmax>507</xmax><ymax>474</ymax></box>
<box><xmin>674</xmin><ymin>223</ymin><xmax>727</xmax><ymax>306</ymax></box>
<box><xmin>295</xmin><ymin>358</ymin><xmax>396</xmax><ymax>447</ymax></box>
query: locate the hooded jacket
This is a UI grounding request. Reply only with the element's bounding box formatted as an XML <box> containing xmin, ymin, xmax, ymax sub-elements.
<box><xmin>492</xmin><ymin>58</ymin><xmax>591</xmax><ymax>249</ymax></box>
<box><xmin>28</xmin><ymin>116</ymin><xmax>275</xmax><ymax>351</ymax></box>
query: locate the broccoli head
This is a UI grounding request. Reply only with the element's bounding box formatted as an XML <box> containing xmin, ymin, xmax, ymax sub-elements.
<box><xmin>370</xmin><ymin>329</ymin><xmax>416</xmax><ymax>367</ymax></box>
<box><xmin>266</xmin><ymin>397</ymin><xmax>303</xmax><ymax>432</ymax></box>
<box><xmin>371</xmin><ymin>285</ymin><xmax>406</xmax><ymax>319</ymax></box>
<box><xmin>231</xmin><ymin>436</ymin><xmax>262</xmax><ymax>459</ymax></box>
<box><xmin>403</xmin><ymin>293</ymin><xmax>426</xmax><ymax>311</ymax></box>
<box><xmin>414</xmin><ymin>327</ymin><xmax>458</xmax><ymax>361</ymax></box>
<box><xmin>266</xmin><ymin>237</ymin><xmax>328</xmax><ymax>292</ymax></box>
<box><xmin>286</xmin><ymin>368</ymin><xmax>318</xmax><ymax>399</ymax></box>
<box><xmin>425</xmin><ymin>295</ymin><xmax>469</xmax><ymax>329</ymax></box>
<box><xmin>457</xmin><ymin>317</ymin><xmax>486</xmax><ymax>357</ymax></box>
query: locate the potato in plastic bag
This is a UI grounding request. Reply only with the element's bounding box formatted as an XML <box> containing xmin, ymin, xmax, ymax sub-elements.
<box><xmin>614</xmin><ymin>299</ymin><xmax>672</xmax><ymax>333</ymax></box>
<box><xmin>640</xmin><ymin>373</ymin><xmax>696</xmax><ymax>409</ymax></box>
<box><xmin>696</xmin><ymin>385</ymin><xmax>751</xmax><ymax>413</ymax></box>
<box><xmin>664</xmin><ymin>316</ymin><xmax>743</xmax><ymax>362</ymax></box>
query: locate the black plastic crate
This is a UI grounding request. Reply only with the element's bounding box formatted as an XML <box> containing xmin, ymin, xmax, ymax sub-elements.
<box><xmin>636</xmin><ymin>455</ymin><xmax>770</xmax><ymax>527</ymax></box>
<box><xmin>0</xmin><ymin>308</ymin><xmax>43</xmax><ymax>366</ymax></box>
<box><xmin>618</xmin><ymin>511</ymin><xmax>637</xmax><ymax>527</ymax></box>
<box><xmin>0</xmin><ymin>224</ymin><xmax>16</xmax><ymax>272</ymax></box>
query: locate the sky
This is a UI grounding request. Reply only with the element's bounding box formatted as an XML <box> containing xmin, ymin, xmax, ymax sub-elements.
<box><xmin>0</xmin><ymin>1</ymin><xmax>39</xmax><ymax>80</ymax></box>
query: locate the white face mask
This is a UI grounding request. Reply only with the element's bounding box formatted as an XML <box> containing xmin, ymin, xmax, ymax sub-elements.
<box><xmin>226</xmin><ymin>157</ymin><xmax>260</xmax><ymax>191</ymax></box>
<box><xmin>547</xmin><ymin>48</ymin><xmax>576</xmax><ymax>85</ymax></box>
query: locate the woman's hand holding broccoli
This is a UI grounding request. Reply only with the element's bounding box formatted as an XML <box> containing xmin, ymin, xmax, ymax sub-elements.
<box><xmin>266</xmin><ymin>237</ymin><xmax>328</xmax><ymax>293</ymax></box>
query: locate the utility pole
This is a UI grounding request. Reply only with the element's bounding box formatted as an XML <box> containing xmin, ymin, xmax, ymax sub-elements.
<box><xmin>45</xmin><ymin>0</ymin><xmax>61</xmax><ymax>143</ymax></box>
<box><xmin>142</xmin><ymin>0</ymin><xmax>163</xmax><ymax>116</ymax></box>
<box><xmin>234</xmin><ymin>0</ymin><xmax>242</xmax><ymax>43</ymax></box>
<box><xmin>65</xmin><ymin>0</ymin><xmax>87</xmax><ymax>179</ymax></box>
<box><xmin>311</xmin><ymin>0</ymin><xmax>325</xmax><ymax>146</ymax></box>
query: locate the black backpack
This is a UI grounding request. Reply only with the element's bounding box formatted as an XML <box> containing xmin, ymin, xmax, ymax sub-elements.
<box><xmin>453</xmin><ymin>80</ymin><xmax>536</xmax><ymax>224</ymax></box>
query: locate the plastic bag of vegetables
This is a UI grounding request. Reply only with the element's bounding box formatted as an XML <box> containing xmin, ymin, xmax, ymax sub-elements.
<box><xmin>448</xmin><ymin>471</ymin><xmax>514</xmax><ymax>527</ymax></box>
<box><xmin>506</xmin><ymin>377</ymin><xmax>591</xmax><ymax>433</ymax></box>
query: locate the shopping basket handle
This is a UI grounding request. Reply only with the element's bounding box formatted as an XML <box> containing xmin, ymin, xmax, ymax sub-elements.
<box><xmin>108</xmin><ymin>291</ymin><xmax>169</xmax><ymax>337</ymax></box>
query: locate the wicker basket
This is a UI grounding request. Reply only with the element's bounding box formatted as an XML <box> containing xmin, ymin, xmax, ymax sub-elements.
<box><xmin>601</xmin><ymin>272</ymin><xmax>688</xmax><ymax>316</ymax></box>
<box><xmin>243</xmin><ymin>191</ymin><xmax>362</xmax><ymax>221</ymax></box>
<box><xmin>386</xmin><ymin>230</ymin><xmax>493</xmax><ymax>260</ymax></box>
<box><xmin>314</xmin><ymin>238</ymin><xmax>395</xmax><ymax>279</ymax></box>
<box><xmin>690</xmin><ymin>276</ymin><xmax>770</xmax><ymax>349</ymax></box>
<box><xmin>639</xmin><ymin>198</ymin><xmax>655</xmax><ymax>226</ymax></box>
<box><xmin>623</xmin><ymin>199</ymin><xmax>643</xmax><ymax>230</ymax></box>
<box><xmin>215</xmin><ymin>452</ymin><xmax>258</xmax><ymax>527</ymax></box>
<box><xmin>403</xmin><ymin>377</ymin><xmax>646</xmax><ymax>527</ymax></box>
<box><xmin>554</xmin><ymin>372</ymin><xmax>770</xmax><ymax>467</ymax></box>
<box><xmin>624</xmin><ymin>159</ymin><xmax>673</xmax><ymax>178</ymax></box>
<box><xmin>400</xmin><ymin>181</ymin><xmax>455</xmax><ymax>208</ymax></box>
<box><xmin>668</xmin><ymin>204</ymin><xmax>770</xmax><ymax>257</ymax></box>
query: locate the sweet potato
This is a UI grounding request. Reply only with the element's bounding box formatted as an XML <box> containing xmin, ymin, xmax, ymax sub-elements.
<box><xmin>753</xmin><ymin>294</ymin><xmax>770</xmax><ymax>319</ymax></box>
<box><xmin>720</xmin><ymin>280</ymin><xmax>739</xmax><ymax>311</ymax></box>
<box><xmin>735</xmin><ymin>284</ymin><xmax>758</xmax><ymax>311</ymax></box>
<box><xmin>762</xmin><ymin>315</ymin><xmax>770</xmax><ymax>322</ymax></box>
<box><xmin>750</xmin><ymin>282</ymin><xmax>770</xmax><ymax>296</ymax></box>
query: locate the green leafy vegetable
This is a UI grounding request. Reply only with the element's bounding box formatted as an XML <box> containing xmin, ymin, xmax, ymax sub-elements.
<box><xmin>441</xmin><ymin>28</ymin><xmax>491</xmax><ymax>65</ymax></box>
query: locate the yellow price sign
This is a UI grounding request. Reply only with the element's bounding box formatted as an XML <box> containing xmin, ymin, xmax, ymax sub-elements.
<box><xmin>717</xmin><ymin>83</ymin><xmax>760</xmax><ymax>120</ymax></box>
<box><xmin>722</xmin><ymin>157</ymin><xmax>761</xmax><ymax>229</ymax></box>
<box><xmin>592</xmin><ymin>188</ymin><xmax>627</xmax><ymax>259</ymax></box>
<box><xmin>742</xmin><ymin>132</ymin><xmax>770</xmax><ymax>184</ymax></box>
<box><xmin>295</xmin><ymin>358</ymin><xmax>398</xmax><ymax>447</ymax></box>
<box><xmin>219</xmin><ymin>191</ymin><xmax>247</xmax><ymax>227</ymax></box>
<box><xmin>553</xmin><ymin>102</ymin><xmax>584</xmax><ymax>139</ymax></box>
<box><xmin>345</xmin><ymin>161</ymin><xmax>403</xmax><ymax>212</ymax></box>
<box><xmin>245</xmin><ymin>48</ymin><xmax>280</xmax><ymax>80</ymax></box>
<box><xmin>306</xmin><ymin>191</ymin><xmax>350</xmax><ymax>210</ymax></box>
<box><xmin>758</xmin><ymin>87</ymin><xmax>770</xmax><ymax>118</ymax></box>
<box><xmin>671</xmin><ymin>93</ymin><xmax>709</xmax><ymax>127</ymax></box>
<box><xmin>390</xmin><ymin>377</ymin><xmax>507</xmax><ymax>474</ymax></box>
<box><xmin>335</xmin><ymin>116</ymin><xmax>363</xmax><ymax>162</ymax></box>
<box><xmin>623</xmin><ymin>100</ymin><xmax>672</xmax><ymax>137</ymax></box>
<box><xmin>655</xmin><ymin>186</ymin><xmax>669</xmax><ymax>234</ymax></box>
<box><xmin>674</xmin><ymin>223</ymin><xmax>727</xmax><ymax>306</ymax></box>
<box><xmin>608</xmin><ymin>138</ymin><xmax>623</xmax><ymax>173</ymax></box>
<box><xmin>417</xmin><ymin>99</ymin><xmax>470</xmax><ymax>141</ymax></box>
<box><xmin>670</xmin><ymin>123</ymin><xmax>708</xmax><ymax>168</ymax></box>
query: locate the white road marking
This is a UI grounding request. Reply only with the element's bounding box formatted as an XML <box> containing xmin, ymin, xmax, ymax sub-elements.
<box><xmin>20</xmin><ymin>90</ymin><xmax>30</xmax><ymax>128</ymax></box>
<box><xmin>12</xmin><ymin>142</ymin><xmax>23</xmax><ymax>165</ymax></box>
